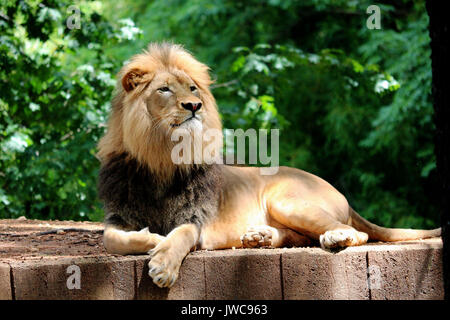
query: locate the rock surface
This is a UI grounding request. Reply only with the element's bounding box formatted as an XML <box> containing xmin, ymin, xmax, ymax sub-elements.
<box><xmin>0</xmin><ymin>219</ymin><xmax>444</xmax><ymax>300</ymax></box>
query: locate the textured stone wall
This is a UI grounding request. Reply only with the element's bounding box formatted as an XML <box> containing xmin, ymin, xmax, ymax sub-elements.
<box><xmin>0</xmin><ymin>219</ymin><xmax>444</xmax><ymax>300</ymax></box>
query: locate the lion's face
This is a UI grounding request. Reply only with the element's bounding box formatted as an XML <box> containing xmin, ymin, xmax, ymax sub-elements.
<box><xmin>98</xmin><ymin>43</ymin><xmax>223</xmax><ymax>180</ymax></box>
<box><xmin>145</xmin><ymin>70</ymin><xmax>206</xmax><ymax>133</ymax></box>
<box><xmin>121</xmin><ymin>68</ymin><xmax>221</xmax><ymax>156</ymax></box>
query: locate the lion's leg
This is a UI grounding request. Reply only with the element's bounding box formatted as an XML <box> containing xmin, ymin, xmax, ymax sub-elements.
<box><xmin>268</xmin><ymin>202</ymin><xmax>368</xmax><ymax>250</ymax></box>
<box><xmin>148</xmin><ymin>223</ymin><xmax>200</xmax><ymax>288</ymax></box>
<box><xmin>103</xmin><ymin>224</ymin><xmax>165</xmax><ymax>255</ymax></box>
<box><xmin>240</xmin><ymin>225</ymin><xmax>311</xmax><ymax>248</ymax></box>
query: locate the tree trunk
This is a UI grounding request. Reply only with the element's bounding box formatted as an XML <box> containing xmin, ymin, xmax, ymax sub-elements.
<box><xmin>426</xmin><ymin>0</ymin><xmax>450</xmax><ymax>300</ymax></box>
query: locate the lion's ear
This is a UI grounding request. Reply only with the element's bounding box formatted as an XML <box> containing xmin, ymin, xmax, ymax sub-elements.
<box><xmin>121</xmin><ymin>69</ymin><xmax>149</xmax><ymax>92</ymax></box>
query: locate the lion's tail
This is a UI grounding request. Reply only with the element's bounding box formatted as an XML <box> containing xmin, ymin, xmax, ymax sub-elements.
<box><xmin>349</xmin><ymin>207</ymin><xmax>441</xmax><ymax>242</ymax></box>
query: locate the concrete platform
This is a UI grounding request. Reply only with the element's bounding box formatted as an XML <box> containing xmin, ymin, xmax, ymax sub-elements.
<box><xmin>0</xmin><ymin>218</ymin><xmax>444</xmax><ymax>300</ymax></box>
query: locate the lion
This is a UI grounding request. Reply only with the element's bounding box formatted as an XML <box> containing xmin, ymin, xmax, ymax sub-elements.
<box><xmin>97</xmin><ymin>42</ymin><xmax>441</xmax><ymax>288</ymax></box>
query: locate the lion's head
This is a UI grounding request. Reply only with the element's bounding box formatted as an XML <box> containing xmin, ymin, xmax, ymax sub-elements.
<box><xmin>98</xmin><ymin>43</ymin><xmax>223</xmax><ymax>181</ymax></box>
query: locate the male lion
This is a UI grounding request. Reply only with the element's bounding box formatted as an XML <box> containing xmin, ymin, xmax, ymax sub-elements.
<box><xmin>98</xmin><ymin>43</ymin><xmax>440</xmax><ymax>288</ymax></box>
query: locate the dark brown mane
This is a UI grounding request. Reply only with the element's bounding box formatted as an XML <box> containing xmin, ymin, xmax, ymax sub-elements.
<box><xmin>98</xmin><ymin>152</ymin><xmax>222</xmax><ymax>235</ymax></box>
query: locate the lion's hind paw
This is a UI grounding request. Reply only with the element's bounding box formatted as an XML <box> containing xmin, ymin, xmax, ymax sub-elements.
<box><xmin>319</xmin><ymin>228</ymin><xmax>368</xmax><ymax>251</ymax></box>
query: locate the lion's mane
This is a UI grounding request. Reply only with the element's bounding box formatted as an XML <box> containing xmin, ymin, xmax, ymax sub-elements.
<box><xmin>97</xmin><ymin>43</ymin><xmax>223</xmax><ymax>233</ymax></box>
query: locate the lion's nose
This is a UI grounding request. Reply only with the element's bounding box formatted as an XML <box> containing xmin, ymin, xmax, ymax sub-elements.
<box><xmin>181</xmin><ymin>102</ymin><xmax>202</xmax><ymax>113</ymax></box>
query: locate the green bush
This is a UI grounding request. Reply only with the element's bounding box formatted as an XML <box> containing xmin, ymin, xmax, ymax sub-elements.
<box><xmin>0</xmin><ymin>0</ymin><xmax>141</xmax><ymax>220</ymax></box>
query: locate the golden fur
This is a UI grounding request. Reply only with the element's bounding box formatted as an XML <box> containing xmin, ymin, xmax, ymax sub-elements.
<box><xmin>98</xmin><ymin>43</ymin><xmax>222</xmax><ymax>182</ymax></box>
<box><xmin>99</xmin><ymin>43</ymin><xmax>441</xmax><ymax>288</ymax></box>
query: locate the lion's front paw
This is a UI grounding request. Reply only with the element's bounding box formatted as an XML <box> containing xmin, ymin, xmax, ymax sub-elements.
<box><xmin>240</xmin><ymin>226</ymin><xmax>273</xmax><ymax>248</ymax></box>
<box><xmin>319</xmin><ymin>228</ymin><xmax>368</xmax><ymax>250</ymax></box>
<box><xmin>148</xmin><ymin>244</ymin><xmax>181</xmax><ymax>288</ymax></box>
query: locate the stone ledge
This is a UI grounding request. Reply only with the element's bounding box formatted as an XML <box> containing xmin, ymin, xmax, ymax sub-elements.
<box><xmin>0</xmin><ymin>219</ymin><xmax>444</xmax><ymax>300</ymax></box>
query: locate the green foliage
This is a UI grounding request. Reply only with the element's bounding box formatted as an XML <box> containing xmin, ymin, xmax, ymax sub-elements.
<box><xmin>0</xmin><ymin>0</ymin><xmax>142</xmax><ymax>220</ymax></box>
<box><xmin>0</xmin><ymin>0</ymin><xmax>440</xmax><ymax>229</ymax></box>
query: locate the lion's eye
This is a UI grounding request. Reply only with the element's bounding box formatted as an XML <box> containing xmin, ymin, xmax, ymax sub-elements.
<box><xmin>190</xmin><ymin>86</ymin><xmax>197</xmax><ymax>92</ymax></box>
<box><xmin>158</xmin><ymin>87</ymin><xmax>170</xmax><ymax>92</ymax></box>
